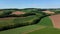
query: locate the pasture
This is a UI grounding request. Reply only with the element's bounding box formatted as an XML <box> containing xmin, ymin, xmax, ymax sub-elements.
<box><xmin>0</xmin><ymin>17</ymin><xmax>53</xmax><ymax>34</ymax></box>
<box><xmin>28</xmin><ymin>17</ymin><xmax>60</xmax><ymax>34</ymax></box>
<box><xmin>0</xmin><ymin>15</ymin><xmax>40</xmax><ymax>30</ymax></box>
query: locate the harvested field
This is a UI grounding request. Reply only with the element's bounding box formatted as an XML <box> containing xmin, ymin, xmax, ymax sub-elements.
<box><xmin>49</xmin><ymin>14</ymin><xmax>60</xmax><ymax>28</ymax></box>
<box><xmin>42</xmin><ymin>10</ymin><xmax>55</xmax><ymax>14</ymax></box>
<box><xmin>11</xmin><ymin>11</ymin><xmax>25</xmax><ymax>15</ymax></box>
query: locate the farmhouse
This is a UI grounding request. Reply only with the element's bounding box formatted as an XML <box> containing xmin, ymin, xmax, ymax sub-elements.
<box><xmin>11</xmin><ymin>11</ymin><xmax>25</xmax><ymax>15</ymax></box>
<box><xmin>42</xmin><ymin>10</ymin><xmax>55</xmax><ymax>14</ymax></box>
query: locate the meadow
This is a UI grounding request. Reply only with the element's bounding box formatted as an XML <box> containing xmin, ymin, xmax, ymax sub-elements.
<box><xmin>0</xmin><ymin>17</ymin><xmax>53</xmax><ymax>34</ymax></box>
<box><xmin>28</xmin><ymin>17</ymin><xmax>60</xmax><ymax>34</ymax></box>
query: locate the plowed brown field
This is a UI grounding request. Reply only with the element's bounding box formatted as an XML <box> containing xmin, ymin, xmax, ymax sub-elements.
<box><xmin>49</xmin><ymin>14</ymin><xmax>60</xmax><ymax>28</ymax></box>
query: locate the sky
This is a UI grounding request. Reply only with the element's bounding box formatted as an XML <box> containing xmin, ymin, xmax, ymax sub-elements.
<box><xmin>0</xmin><ymin>0</ymin><xmax>60</xmax><ymax>9</ymax></box>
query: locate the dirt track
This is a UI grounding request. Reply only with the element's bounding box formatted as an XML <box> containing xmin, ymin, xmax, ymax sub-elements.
<box><xmin>49</xmin><ymin>14</ymin><xmax>60</xmax><ymax>28</ymax></box>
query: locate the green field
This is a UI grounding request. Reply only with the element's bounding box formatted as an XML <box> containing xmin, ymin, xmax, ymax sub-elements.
<box><xmin>28</xmin><ymin>27</ymin><xmax>60</xmax><ymax>34</ymax></box>
<box><xmin>28</xmin><ymin>17</ymin><xmax>60</xmax><ymax>34</ymax></box>
<box><xmin>0</xmin><ymin>15</ymin><xmax>40</xmax><ymax>28</ymax></box>
<box><xmin>38</xmin><ymin>17</ymin><xmax>53</xmax><ymax>26</ymax></box>
<box><xmin>0</xmin><ymin>25</ymin><xmax>45</xmax><ymax>34</ymax></box>
<box><xmin>0</xmin><ymin>17</ymin><xmax>53</xmax><ymax>34</ymax></box>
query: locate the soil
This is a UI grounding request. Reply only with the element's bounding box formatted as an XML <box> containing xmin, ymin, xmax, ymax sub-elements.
<box><xmin>49</xmin><ymin>14</ymin><xmax>60</xmax><ymax>28</ymax></box>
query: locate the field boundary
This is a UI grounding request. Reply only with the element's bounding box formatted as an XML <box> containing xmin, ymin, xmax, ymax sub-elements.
<box><xmin>49</xmin><ymin>16</ymin><xmax>55</xmax><ymax>28</ymax></box>
<box><xmin>22</xmin><ymin>26</ymin><xmax>46</xmax><ymax>34</ymax></box>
